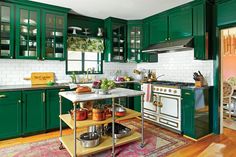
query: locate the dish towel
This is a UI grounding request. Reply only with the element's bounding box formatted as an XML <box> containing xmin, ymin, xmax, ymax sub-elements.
<box><xmin>142</xmin><ymin>83</ymin><xmax>152</xmax><ymax>102</ymax></box>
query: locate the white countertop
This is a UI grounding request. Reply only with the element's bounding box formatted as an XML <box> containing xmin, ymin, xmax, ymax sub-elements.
<box><xmin>59</xmin><ymin>88</ymin><xmax>144</xmax><ymax>103</ymax></box>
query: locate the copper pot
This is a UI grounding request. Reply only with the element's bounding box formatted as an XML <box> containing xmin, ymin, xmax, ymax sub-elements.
<box><xmin>69</xmin><ymin>108</ymin><xmax>88</xmax><ymax>121</ymax></box>
<box><xmin>92</xmin><ymin>108</ymin><xmax>106</xmax><ymax>121</ymax></box>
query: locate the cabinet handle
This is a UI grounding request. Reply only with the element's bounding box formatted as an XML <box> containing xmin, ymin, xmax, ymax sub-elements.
<box><xmin>165</xmin><ymin>38</ymin><xmax>168</xmax><ymax>41</ymax></box>
<box><xmin>18</xmin><ymin>100</ymin><xmax>21</xmax><ymax>104</ymax></box>
<box><xmin>185</xmin><ymin>92</ymin><xmax>191</xmax><ymax>95</ymax></box>
<box><xmin>60</xmin><ymin>89</ymin><xmax>65</xmax><ymax>92</ymax></box>
<box><xmin>42</xmin><ymin>92</ymin><xmax>45</xmax><ymax>103</ymax></box>
<box><xmin>0</xmin><ymin>95</ymin><xmax>6</xmax><ymax>98</ymax></box>
<box><xmin>168</xmin><ymin>37</ymin><xmax>170</xmax><ymax>40</ymax></box>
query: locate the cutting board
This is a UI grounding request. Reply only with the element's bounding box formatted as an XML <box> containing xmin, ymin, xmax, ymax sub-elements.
<box><xmin>24</xmin><ymin>72</ymin><xmax>55</xmax><ymax>85</ymax></box>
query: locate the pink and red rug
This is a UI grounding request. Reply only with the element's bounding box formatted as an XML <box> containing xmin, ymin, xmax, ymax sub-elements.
<box><xmin>0</xmin><ymin>119</ymin><xmax>193</xmax><ymax>157</ymax></box>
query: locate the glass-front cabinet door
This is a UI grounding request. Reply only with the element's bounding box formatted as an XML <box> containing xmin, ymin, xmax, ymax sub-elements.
<box><xmin>127</xmin><ymin>22</ymin><xmax>142</xmax><ymax>63</ymax></box>
<box><xmin>15</xmin><ymin>6</ymin><xmax>40</xmax><ymax>59</ymax></box>
<box><xmin>0</xmin><ymin>3</ymin><xmax>14</xmax><ymax>59</ymax></box>
<box><xmin>42</xmin><ymin>11</ymin><xmax>67</xmax><ymax>60</ymax></box>
<box><xmin>112</xmin><ymin>23</ymin><xmax>126</xmax><ymax>62</ymax></box>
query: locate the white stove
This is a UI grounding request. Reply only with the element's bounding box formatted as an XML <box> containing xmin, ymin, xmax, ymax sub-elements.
<box><xmin>143</xmin><ymin>81</ymin><xmax>193</xmax><ymax>132</ymax></box>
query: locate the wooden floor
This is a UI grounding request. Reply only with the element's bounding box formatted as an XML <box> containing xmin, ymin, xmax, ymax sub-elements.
<box><xmin>1</xmin><ymin>127</ymin><xmax>236</xmax><ymax>156</ymax></box>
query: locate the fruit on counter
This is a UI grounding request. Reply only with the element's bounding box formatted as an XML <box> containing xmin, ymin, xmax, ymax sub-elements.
<box><xmin>115</xmin><ymin>76</ymin><xmax>125</xmax><ymax>82</ymax></box>
<box><xmin>100</xmin><ymin>79</ymin><xmax>116</xmax><ymax>91</ymax></box>
<box><xmin>47</xmin><ymin>80</ymin><xmax>55</xmax><ymax>86</ymax></box>
<box><xmin>124</xmin><ymin>76</ymin><xmax>133</xmax><ymax>81</ymax></box>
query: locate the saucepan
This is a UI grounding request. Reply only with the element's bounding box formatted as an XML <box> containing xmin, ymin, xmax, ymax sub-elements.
<box><xmin>78</xmin><ymin>132</ymin><xmax>100</xmax><ymax>148</ymax></box>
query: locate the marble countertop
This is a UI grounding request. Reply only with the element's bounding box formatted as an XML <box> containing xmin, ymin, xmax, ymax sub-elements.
<box><xmin>59</xmin><ymin>88</ymin><xmax>145</xmax><ymax>103</ymax></box>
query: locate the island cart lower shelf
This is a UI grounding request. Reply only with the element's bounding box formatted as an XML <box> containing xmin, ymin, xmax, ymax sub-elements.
<box><xmin>59</xmin><ymin>131</ymin><xmax>141</xmax><ymax>157</ymax></box>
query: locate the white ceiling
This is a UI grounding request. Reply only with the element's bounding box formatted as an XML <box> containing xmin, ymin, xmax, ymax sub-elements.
<box><xmin>31</xmin><ymin>0</ymin><xmax>193</xmax><ymax>20</ymax></box>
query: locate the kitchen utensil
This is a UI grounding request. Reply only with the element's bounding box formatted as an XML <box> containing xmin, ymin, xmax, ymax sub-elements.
<box><xmin>69</xmin><ymin>108</ymin><xmax>88</xmax><ymax>121</ymax></box>
<box><xmin>78</xmin><ymin>132</ymin><xmax>100</xmax><ymax>148</ymax></box>
<box><xmin>23</xmin><ymin>72</ymin><xmax>55</xmax><ymax>85</ymax></box>
<box><xmin>23</xmin><ymin>19</ymin><xmax>36</xmax><ymax>25</ymax></box>
<box><xmin>110</xmin><ymin>105</ymin><xmax>126</xmax><ymax>117</ymax></box>
<box><xmin>1</xmin><ymin>50</ymin><xmax>10</xmax><ymax>56</ymax></box>
<box><xmin>21</xmin><ymin>26</ymin><xmax>28</xmax><ymax>33</ymax></box>
<box><xmin>105</xmin><ymin>122</ymin><xmax>131</xmax><ymax>139</ymax></box>
<box><xmin>55</xmin><ymin>53</ymin><xmax>63</xmax><ymax>58</ymax></box>
<box><xmin>92</xmin><ymin>108</ymin><xmax>106</xmax><ymax>121</ymax></box>
<box><xmin>51</xmin><ymin>32</ymin><xmax>63</xmax><ymax>37</ymax></box>
<box><xmin>88</xmin><ymin>125</ymin><xmax>105</xmax><ymax>136</ymax></box>
<box><xmin>1</xmin><ymin>40</ymin><xmax>10</xmax><ymax>45</ymax></box>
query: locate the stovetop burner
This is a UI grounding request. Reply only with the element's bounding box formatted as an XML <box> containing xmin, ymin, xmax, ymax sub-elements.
<box><xmin>151</xmin><ymin>81</ymin><xmax>194</xmax><ymax>88</ymax></box>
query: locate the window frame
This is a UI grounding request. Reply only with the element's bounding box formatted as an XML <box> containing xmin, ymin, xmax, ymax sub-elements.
<box><xmin>66</xmin><ymin>36</ymin><xmax>104</xmax><ymax>75</ymax></box>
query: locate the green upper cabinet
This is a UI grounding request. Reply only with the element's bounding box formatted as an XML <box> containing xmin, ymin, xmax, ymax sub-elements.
<box><xmin>193</xmin><ymin>2</ymin><xmax>212</xmax><ymax>60</ymax></box>
<box><xmin>127</xmin><ymin>20</ymin><xmax>142</xmax><ymax>63</ymax></box>
<box><xmin>22</xmin><ymin>90</ymin><xmax>45</xmax><ymax>135</ymax></box>
<box><xmin>0</xmin><ymin>2</ymin><xmax>14</xmax><ymax>59</ymax></box>
<box><xmin>169</xmin><ymin>8</ymin><xmax>192</xmax><ymax>40</ymax></box>
<box><xmin>0</xmin><ymin>91</ymin><xmax>22</xmax><ymax>140</ymax></box>
<box><xmin>149</xmin><ymin>15</ymin><xmax>168</xmax><ymax>44</ymax></box>
<box><xmin>217</xmin><ymin>0</ymin><xmax>236</xmax><ymax>26</ymax></box>
<box><xmin>15</xmin><ymin>5</ymin><xmax>40</xmax><ymax>59</ymax></box>
<box><xmin>104</xmin><ymin>17</ymin><xmax>127</xmax><ymax>62</ymax></box>
<box><xmin>42</xmin><ymin>10</ymin><xmax>67</xmax><ymax>60</ymax></box>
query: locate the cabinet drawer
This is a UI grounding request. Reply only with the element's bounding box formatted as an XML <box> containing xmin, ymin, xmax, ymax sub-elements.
<box><xmin>0</xmin><ymin>91</ymin><xmax>21</xmax><ymax>103</ymax></box>
<box><xmin>144</xmin><ymin>113</ymin><xmax>157</xmax><ymax>121</ymax></box>
<box><xmin>158</xmin><ymin>117</ymin><xmax>179</xmax><ymax>129</ymax></box>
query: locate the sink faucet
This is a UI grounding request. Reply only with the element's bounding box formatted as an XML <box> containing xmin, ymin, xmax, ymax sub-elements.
<box><xmin>156</xmin><ymin>74</ymin><xmax>165</xmax><ymax>80</ymax></box>
<box><xmin>86</xmin><ymin>68</ymin><xmax>92</xmax><ymax>81</ymax></box>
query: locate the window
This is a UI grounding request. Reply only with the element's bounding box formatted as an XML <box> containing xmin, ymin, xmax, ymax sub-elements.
<box><xmin>67</xmin><ymin>36</ymin><xmax>104</xmax><ymax>74</ymax></box>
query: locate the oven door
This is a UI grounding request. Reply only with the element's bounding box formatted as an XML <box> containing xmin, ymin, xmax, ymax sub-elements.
<box><xmin>156</xmin><ymin>93</ymin><xmax>181</xmax><ymax>121</ymax></box>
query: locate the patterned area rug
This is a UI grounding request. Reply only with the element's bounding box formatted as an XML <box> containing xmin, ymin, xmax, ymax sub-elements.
<box><xmin>0</xmin><ymin>119</ymin><xmax>192</xmax><ymax>157</ymax></box>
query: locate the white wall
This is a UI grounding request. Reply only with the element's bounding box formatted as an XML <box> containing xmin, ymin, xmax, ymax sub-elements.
<box><xmin>0</xmin><ymin>59</ymin><xmax>136</xmax><ymax>85</ymax></box>
<box><xmin>0</xmin><ymin>50</ymin><xmax>213</xmax><ymax>85</ymax></box>
<box><xmin>137</xmin><ymin>50</ymin><xmax>214</xmax><ymax>85</ymax></box>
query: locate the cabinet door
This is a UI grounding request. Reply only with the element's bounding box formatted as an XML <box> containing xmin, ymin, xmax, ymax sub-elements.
<box><xmin>22</xmin><ymin>90</ymin><xmax>45</xmax><ymax>134</ymax></box>
<box><xmin>46</xmin><ymin>89</ymin><xmax>72</xmax><ymax>130</ymax></box>
<box><xmin>149</xmin><ymin>15</ymin><xmax>168</xmax><ymax>44</ymax></box>
<box><xmin>0</xmin><ymin>3</ymin><xmax>14</xmax><ymax>59</ymax></box>
<box><xmin>15</xmin><ymin>5</ymin><xmax>40</xmax><ymax>59</ymax></box>
<box><xmin>193</xmin><ymin>4</ymin><xmax>205</xmax><ymax>60</ymax></box>
<box><xmin>111</xmin><ymin>22</ymin><xmax>127</xmax><ymax>62</ymax></box>
<box><xmin>127</xmin><ymin>23</ymin><xmax>142</xmax><ymax>63</ymax></box>
<box><xmin>42</xmin><ymin>10</ymin><xmax>67</xmax><ymax>60</ymax></box>
<box><xmin>0</xmin><ymin>91</ymin><xmax>21</xmax><ymax>140</ymax></box>
<box><xmin>217</xmin><ymin>0</ymin><xmax>236</xmax><ymax>26</ymax></box>
<box><xmin>181</xmin><ymin>89</ymin><xmax>195</xmax><ymax>138</ymax></box>
<box><xmin>169</xmin><ymin>8</ymin><xmax>192</xmax><ymax>40</ymax></box>
<box><xmin>133</xmin><ymin>83</ymin><xmax>141</xmax><ymax>112</ymax></box>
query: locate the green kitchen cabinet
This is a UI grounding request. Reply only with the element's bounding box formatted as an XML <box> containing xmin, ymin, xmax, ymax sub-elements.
<box><xmin>169</xmin><ymin>8</ymin><xmax>192</xmax><ymax>40</ymax></box>
<box><xmin>181</xmin><ymin>87</ymin><xmax>212</xmax><ymax>139</ymax></box>
<box><xmin>15</xmin><ymin>5</ymin><xmax>41</xmax><ymax>59</ymax></box>
<box><xmin>46</xmin><ymin>89</ymin><xmax>72</xmax><ymax>130</ymax></box>
<box><xmin>127</xmin><ymin>20</ymin><xmax>142</xmax><ymax>63</ymax></box>
<box><xmin>115</xmin><ymin>83</ymin><xmax>134</xmax><ymax>109</ymax></box>
<box><xmin>0</xmin><ymin>91</ymin><xmax>22</xmax><ymax>140</ymax></box>
<box><xmin>193</xmin><ymin>2</ymin><xmax>212</xmax><ymax>60</ymax></box>
<box><xmin>0</xmin><ymin>2</ymin><xmax>14</xmax><ymax>59</ymax></box>
<box><xmin>149</xmin><ymin>15</ymin><xmax>168</xmax><ymax>44</ymax></box>
<box><xmin>104</xmin><ymin>17</ymin><xmax>127</xmax><ymax>62</ymax></box>
<box><xmin>22</xmin><ymin>90</ymin><xmax>45</xmax><ymax>135</ymax></box>
<box><xmin>217</xmin><ymin>0</ymin><xmax>236</xmax><ymax>26</ymax></box>
<box><xmin>133</xmin><ymin>83</ymin><xmax>141</xmax><ymax>112</ymax></box>
<box><xmin>42</xmin><ymin>10</ymin><xmax>67</xmax><ymax>60</ymax></box>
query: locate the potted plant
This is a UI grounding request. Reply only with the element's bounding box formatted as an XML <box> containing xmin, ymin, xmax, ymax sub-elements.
<box><xmin>100</xmin><ymin>79</ymin><xmax>116</xmax><ymax>95</ymax></box>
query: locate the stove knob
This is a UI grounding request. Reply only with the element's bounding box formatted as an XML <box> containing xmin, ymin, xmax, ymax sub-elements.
<box><xmin>156</xmin><ymin>88</ymin><xmax>159</xmax><ymax>91</ymax></box>
<box><xmin>160</xmin><ymin>88</ymin><xmax>163</xmax><ymax>91</ymax></box>
<box><xmin>169</xmin><ymin>89</ymin><xmax>172</xmax><ymax>92</ymax></box>
<box><xmin>173</xmin><ymin>90</ymin><xmax>177</xmax><ymax>94</ymax></box>
<box><xmin>164</xmin><ymin>89</ymin><xmax>167</xmax><ymax>92</ymax></box>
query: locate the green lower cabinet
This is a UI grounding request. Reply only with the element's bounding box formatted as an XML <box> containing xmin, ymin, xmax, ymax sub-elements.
<box><xmin>0</xmin><ymin>91</ymin><xmax>22</xmax><ymax>140</ymax></box>
<box><xmin>46</xmin><ymin>89</ymin><xmax>72</xmax><ymax>130</ymax></box>
<box><xmin>22</xmin><ymin>90</ymin><xmax>45</xmax><ymax>135</ymax></box>
<box><xmin>133</xmin><ymin>83</ymin><xmax>141</xmax><ymax>112</ymax></box>
<box><xmin>181</xmin><ymin>87</ymin><xmax>212</xmax><ymax>139</ymax></box>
